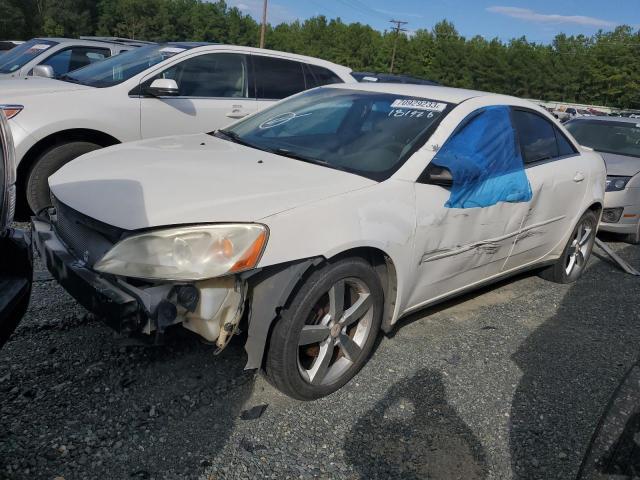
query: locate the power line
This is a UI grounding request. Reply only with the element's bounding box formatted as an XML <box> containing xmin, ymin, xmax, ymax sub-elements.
<box><xmin>389</xmin><ymin>19</ymin><xmax>408</xmax><ymax>73</ymax></box>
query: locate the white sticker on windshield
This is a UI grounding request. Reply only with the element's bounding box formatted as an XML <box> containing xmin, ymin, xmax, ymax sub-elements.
<box><xmin>160</xmin><ymin>47</ymin><xmax>186</xmax><ymax>55</ymax></box>
<box><xmin>29</xmin><ymin>44</ymin><xmax>51</xmax><ymax>51</ymax></box>
<box><xmin>391</xmin><ymin>99</ymin><xmax>447</xmax><ymax>112</ymax></box>
<box><xmin>259</xmin><ymin>112</ymin><xmax>312</xmax><ymax>129</ymax></box>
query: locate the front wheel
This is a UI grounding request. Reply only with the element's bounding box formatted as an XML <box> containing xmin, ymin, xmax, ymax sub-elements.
<box><xmin>539</xmin><ymin>210</ymin><xmax>597</xmax><ymax>284</ymax></box>
<box><xmin>26</xmin><ymin>141</ymin><xmax>102</xmax><ymax>214</ymax></box>
<box><xmin>264</xmin><ymin>257</ymin><xmax>383</xmax><ymax>400</ymax></box>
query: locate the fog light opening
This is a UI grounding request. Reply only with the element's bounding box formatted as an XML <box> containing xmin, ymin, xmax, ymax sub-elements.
<box><xmin>602</xmin><ymin>208</ymin><xmax>624</xmax><ymax>224</ymax></box>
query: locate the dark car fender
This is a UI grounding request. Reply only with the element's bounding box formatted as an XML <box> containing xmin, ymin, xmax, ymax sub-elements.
<box><xmin>241</xmin><ymin>257</ymin><xmax>322</xmax><ymax>370</ymax></box>
<box><xmin>0</xmin><ymin>228</ymin><xmax>33</xmax><ymax>348</ymax></box>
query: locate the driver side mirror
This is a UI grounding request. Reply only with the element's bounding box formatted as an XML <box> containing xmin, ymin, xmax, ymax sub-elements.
<box><xmin>32</xmin><ymin>65</ymin><xmax>54</xmax><ymax>79</ymax></box>
<box><xmin>420</xmin><ymin>163</ymin><xmax>453</xmax><ymax>187</ymax></box>
<box><xmin>145</xmin><ymin>78</ymin><xmax>179</xmax><ymax>97</ymax></box>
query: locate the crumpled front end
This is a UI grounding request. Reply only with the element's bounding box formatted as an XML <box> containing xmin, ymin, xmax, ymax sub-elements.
<box><xmin>31</xmin><ymin>200</ymin><xmax>246</xmax><ymax>352</ymax></box>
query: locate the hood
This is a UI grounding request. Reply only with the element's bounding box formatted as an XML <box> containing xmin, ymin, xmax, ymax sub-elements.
<box><xmin>49</xmin><ymin>133</ymin><xmax>376</xmax><ymax>230</ymax></box>
<box><xmin>0</xmin><ymin>77</ymin><xmax>92</xmax><ymax>98</ymax></box>
<box><xmin>599</xmin><ymin>151</ymin><xmax>640</xmax><ymax>177</ymax></box>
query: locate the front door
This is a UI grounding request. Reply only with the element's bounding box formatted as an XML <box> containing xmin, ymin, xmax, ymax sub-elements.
<box><xmin>139</xmin><ymin>52</ymin><xmax>257</xmax><ymax>139</ymax></box>
<box><xmin>407</xmin><ymin>106</ymin><xmax>533</xmax><ymax>309</ymax></box>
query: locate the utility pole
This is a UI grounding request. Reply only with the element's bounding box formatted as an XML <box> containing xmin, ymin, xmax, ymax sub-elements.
<box><xmin>389</xmin><ymin>19</ymin><xmax>408</xmax><ymax>73</ymax></box>
<box><xmin>260</xmin><ymin>0</ymin><xmax>268</xmax><ymax>49</ymax></box>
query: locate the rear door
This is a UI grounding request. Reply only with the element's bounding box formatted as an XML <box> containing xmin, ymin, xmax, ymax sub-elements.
<box><xmin>139</xmin><ymin>52</ymin><xmax>257</xmax><ymax>138</ymax></box>
<box><xmin>503</xmin><ymin>109</ymin><xmax>587</xmax><ymax>269</ymax></box>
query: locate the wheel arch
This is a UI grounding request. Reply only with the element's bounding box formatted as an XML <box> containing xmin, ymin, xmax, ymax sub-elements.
<box><xmin>326</xmin><ymin>246</ymin><xmax>399</xmax><ymax>333</ymax></box>
<box><xmin>587</xmin><ymin>201</ymin><xmax>603</xmax><ymax>218</ymax></box>
<box><xmin>242</xmin><ymin>246</ymin><xmax>400</xmax><ymax>371</ymax></box>
<box><xmin>16</xmin><ymin>129</ymin><xmax>121</xmax><ymax>217</ymax></box>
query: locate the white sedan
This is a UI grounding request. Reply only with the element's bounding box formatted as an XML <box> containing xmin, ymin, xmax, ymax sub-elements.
<box><xmin>33</xmin><ymin>83</ymin><xmax>606</xmax><ymax>400</ymax></box>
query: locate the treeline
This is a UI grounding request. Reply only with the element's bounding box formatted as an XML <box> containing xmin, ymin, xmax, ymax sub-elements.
<box><xmin>1</xmin><ymin>0</ymin><xmax>639</xmax><ymax>108</ymax></box>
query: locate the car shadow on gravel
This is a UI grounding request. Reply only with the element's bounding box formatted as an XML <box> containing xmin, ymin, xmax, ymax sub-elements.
<box><xmin>0</xmin><ymin>299</ymin><xmax>257</xmax><ymax>479</ymax></box>
<box><xmin>344</xmin><ymin>368</ymin><xmax>488</xmax><ymax>479</ymax></box>
<box><xmin>509</xmin><ymin>244</ymin><xmax>640</xmax><ymax>479</ymax></box>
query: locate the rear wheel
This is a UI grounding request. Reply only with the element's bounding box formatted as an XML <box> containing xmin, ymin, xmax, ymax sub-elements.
<box><xmin>26</xmin><ymin>141</ymin><xmax>101</xmax><ymax>214</ymax></box>
<box><xmin>539</xmin><ymin>210</ymin><xmax>597</xmax><ymax>283</ymax></box>
<box><xmin>264</xmin><ymin>257</ymin><xmax>383</xmax><ymax>400</ymax></box>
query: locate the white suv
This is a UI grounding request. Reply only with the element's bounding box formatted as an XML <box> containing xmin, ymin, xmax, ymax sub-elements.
<box><xmin>0</xmin><ymin>43</ymin><xmax>355</xmax><ymax>213</ymax></box>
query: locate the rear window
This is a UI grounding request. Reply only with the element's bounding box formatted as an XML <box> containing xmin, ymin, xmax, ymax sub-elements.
<box><xmin>307</xmin><ymin>64</ymin><xmax>343</xmax><ymax>86</ymax></box>
<box><xmin>566</xmin><ymin>120</ymin><xmax>640</xmax><ymax>158</ymax></box>
<box><xmin>253</xmin><ymin>56</ymin><xmax>306</xmax><ymax>100</ymax></box>
<box><xmin>512</xmin><ymin>110</ymin><xmax>558</xmax><ymax>164</ymax></box>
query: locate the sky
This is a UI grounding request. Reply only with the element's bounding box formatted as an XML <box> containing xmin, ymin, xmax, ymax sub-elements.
<box><xmin>225</xmin><ymin>0</ymin><xmax>640</xmax><ymax>43</ymax></box>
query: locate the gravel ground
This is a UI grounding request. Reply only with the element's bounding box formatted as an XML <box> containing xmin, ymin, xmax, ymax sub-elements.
<box><xmin>0</xmin><ymin>237</ymin><xmax>639</xmax><ymax>479</ymax></box>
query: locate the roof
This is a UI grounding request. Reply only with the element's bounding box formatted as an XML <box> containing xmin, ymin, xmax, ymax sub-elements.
<box><xmin>568</xmin><ymin>116</ymin><xmax>640</xmax><ymax>125</ymax></box>
<box><xmin>352</xmin><ymin>71</ymin><xmax>439</xmax><ymax>86</ymax></box>
<box><xmin>167</xmin><ymin>41</ymin><xmax>216</xmax><ymax>49</ymax></box>
<box><xmin>36</xmin><ymin>37</ymin><xmax>130</xmax><ymax>46</ymax></box>
<box><xmin>325</xmin><ymin>82</ymin><xmax>492</xmax><ymax>104</ymax></box>
<box><xmin>185</xmin><ymin>44</ymin><xmax>353</xmax><ymax>75</ymax></box>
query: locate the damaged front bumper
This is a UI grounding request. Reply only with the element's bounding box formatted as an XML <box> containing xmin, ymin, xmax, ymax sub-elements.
<box><xmin>31</xmin><ymin>216</ymin><xmax>246</xmax><ymax>349</ymax></box>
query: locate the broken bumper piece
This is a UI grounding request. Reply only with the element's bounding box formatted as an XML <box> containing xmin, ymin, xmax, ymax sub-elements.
<box><xmin>32</xmin><ymin>217</ymin><xmax>141</xmax><ymax>331</ymax></box>
<box><xmin>31</xmin><ymin>217</ymin><xmax>245</xmax><ymax>347</ymax></box>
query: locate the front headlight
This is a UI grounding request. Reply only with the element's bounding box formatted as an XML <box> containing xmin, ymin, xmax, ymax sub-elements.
<box><xmin>0</xmin><ymin>105</ymin><xmax>23</xmax><ymax>120</ymax></box>
<box><xmin>94</xmin><ymin>224</ymin><xmax>268</xmax><ymax>281</ymax></box>
<box><xmin>605</xmin><ymin>176</ymin><xmax>631</xmax><ymax>192</ymax></box>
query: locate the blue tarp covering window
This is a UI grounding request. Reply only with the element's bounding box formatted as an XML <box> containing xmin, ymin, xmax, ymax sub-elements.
<box><xmin>431</xmin><ymin>106</ymin><xmax>532</xmax><ymax>209</ymax></box>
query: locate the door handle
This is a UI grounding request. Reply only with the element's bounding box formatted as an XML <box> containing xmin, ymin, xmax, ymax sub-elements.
<box><xmin>573</xmin><ymin>172</ymin><xmax>585</xmax><ymax>182</ymax></box>
<box><xmin>226</xmin><ymin>106</ymin><xmax>248</xmax><ymax>119</ymax></box>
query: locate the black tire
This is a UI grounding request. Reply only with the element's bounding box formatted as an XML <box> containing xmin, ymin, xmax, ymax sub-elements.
<box><xmin>26</xmin><ymin>141</ymin><xmax>101</xmax><ymax>214</ymax></box>
<box><xmin>264</xmin><ymin>257</ymin><xmax>384</xmax><ymax>400</ymax></box>
<box><xmin>538</xmin><ymin>210</ymin><xmax>597</xmax><ymax>284</ymax></box>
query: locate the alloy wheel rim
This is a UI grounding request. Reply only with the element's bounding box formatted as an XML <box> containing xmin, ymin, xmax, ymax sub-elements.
<box><xmin>565</xmin><ymin>220</ymin><xmax>593</xmax><ymax>275</ymax></box>
<box><xmin>297</xmin><ymin>277</ymin><xmax>374</xmax><ymax>387</ymax></box>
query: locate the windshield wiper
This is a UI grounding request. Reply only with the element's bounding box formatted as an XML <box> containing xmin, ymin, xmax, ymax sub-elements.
<box><xmin>214</xmin><ymin>129</ymin><xmax>256</xmax><ymax>148</ymax></box>
<box><xmin>57</xmin><ymin>74</ymin><xmax>84</xmax><ymax>85</ymax></box>
<box><xmin>270</xmin><ymin>148</ymin><xmax>329</xmax><ymax>166</ymax></box>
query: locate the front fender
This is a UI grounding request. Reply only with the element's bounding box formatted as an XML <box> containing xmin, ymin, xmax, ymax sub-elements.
<box><xmin>242</xmin><ymin>257</ymin><xmax>322</xmax><ymax>370</ymax></box>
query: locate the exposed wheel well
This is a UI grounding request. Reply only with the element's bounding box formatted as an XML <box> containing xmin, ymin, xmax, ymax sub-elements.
<box><xmin>587</xmin><ymin>202</ymin><xmax>603</xmax><ymax>216</ymax></box>
<box><xmin>328</xmin><ymin>247</ymin><xmax>398</xmax><ymax>333</ymax></box>
<box><xmin>15</xmin><ymin>129</ymin><xmax>120</xmax><ymax>218</ymax></box>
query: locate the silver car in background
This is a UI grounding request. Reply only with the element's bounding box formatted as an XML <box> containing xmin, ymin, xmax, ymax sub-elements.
<box><xmin>0</xmin><ymin>37</ymin><xmax>151</xmax><ymax>79</ymax></box>
<box><xmin>566</xmin><ymin>117</ymin><xmax>640</xmax><ymax>243</ymax></box>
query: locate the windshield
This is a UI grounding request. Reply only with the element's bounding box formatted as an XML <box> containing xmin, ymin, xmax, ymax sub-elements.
<box><xmin>566</xmin><ymin>120</ymin><xmax>640</xmax><ymax>158</ymax></box>
<box><xmin>220</xmin><ymin>88</ymin><xmax>450</xmax><ymax>181</ymax></box>
<box><xmin>0</xmin><ymin>39</ymin><xmax>57</xmax><ymax>74</ymax></box>
<box><xmin>60</xmin><ymin>44</ymin><xmax>193</xmax><ymax>88</ymax></box>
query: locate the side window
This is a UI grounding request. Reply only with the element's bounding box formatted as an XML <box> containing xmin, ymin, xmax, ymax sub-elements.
<box><xmin>429</xmin><ymin>106</ymin><xmax>532</xmax><ymax>208</ymax></box>
<box><xmin>555</xmin><ymin>128</ymin><xmax>577</xmax><ymax>157</ymax></box>
<box><xmin>42</xmin><ymin>47</ymin><xmax>110</xmax><ymax>77</ymax></box>
<box><xmin>307</xmin><ymin>64</ymin><xmax>343</xmax><ymax>86</ymax></box>
<box><xmin>253</xmin><ymin>56</ymin><xmax>306</xmax><ymax>100</ymax></box>
<box><xmin>152</xmin><ymin>53</ymin><xmax>249</xmax><ymax>98</ymax></box>
<box><xmin>512</xmin><ymin>110</ymin><xmax>559</xmax><ymax>164</ymax></box>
